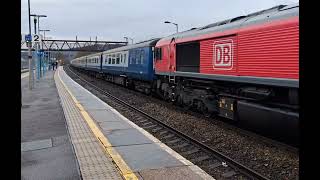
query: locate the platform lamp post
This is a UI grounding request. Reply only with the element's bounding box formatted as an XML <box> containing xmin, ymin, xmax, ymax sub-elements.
<box><xmin>33</xmin><ymin>17</ymin><xmax>37</xmax><ymax>34</ymax></box>
<box><xmin>39</xmin><ymin>29</ymin><xmax>50</xmax><ymax>74</ymax></box>
<box><xmin>27</xmin><ymin>0</ymin><xmax>33</xmax><ymax>90</ymax></box>
<box><xmin>123</xmin><ymin>37</ymin><xmax>128</xmax><ymax>43</ymax></box>
<box><xmin>30</xmin><ymin>14</ymin><xmax>47</xmax><ymax>34</ymax></box>
<box><xmin>164</xmin><ymin>21</ymin><xmax>178</xmax><ymax>33</ymax></box>
<box><xmin>124</xmin><ymin>36</ymin><xmax>133</xmax><ymax>44</ymax></box>
<box><xmin>30</xmin><ymin>14</ymin><xmax>47</xmax><ymax>79</ymax></box>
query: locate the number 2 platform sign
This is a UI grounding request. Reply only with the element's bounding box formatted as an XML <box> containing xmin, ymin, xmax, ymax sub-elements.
<box><xmin>23</xmin><ymin>34</ymin><xmax>43</xmax><ymax>43</ymax></box>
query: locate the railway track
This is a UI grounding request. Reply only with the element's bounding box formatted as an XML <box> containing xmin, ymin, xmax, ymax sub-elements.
<box><xmin>66</xmin><ymin>65</ymin><xmax>271</xmax><ymax>180</ymax></box>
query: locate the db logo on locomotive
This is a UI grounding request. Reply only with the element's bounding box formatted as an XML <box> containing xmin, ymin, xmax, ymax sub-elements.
<box><xmin>213</xmin><ymin>39</ymin><xmax>233</xmax><ymax>70</ymax></box>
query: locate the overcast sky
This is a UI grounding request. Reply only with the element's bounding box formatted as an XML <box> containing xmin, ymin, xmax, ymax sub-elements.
<box><xmin>21</xmin><ymin>0</ymin><xmax>299</xmax><ymax>43</ymax></box>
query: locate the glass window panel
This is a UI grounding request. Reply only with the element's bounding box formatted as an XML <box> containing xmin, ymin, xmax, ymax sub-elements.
<box><xmin>136</xmin><ymin>50</ymin><xmax>140</xmax><ymax>64</ymax></box>
<box><xmin>116</xmin><ymin>54</ymin><xmax>120</xmax><ymax>64</ymax></box>
<box><xmin>130</xmin><ymin>53</ymin><xmax>135</xmax><ymax>64</ymax></box>
<box><xmin>140</xmin><ymin>50</ymin><xmax>144</xmax><ymax>64</ymax></box>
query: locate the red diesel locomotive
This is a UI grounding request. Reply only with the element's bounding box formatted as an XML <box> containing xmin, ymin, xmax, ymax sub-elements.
<box><xmin>71</xmin><ymin>3</ymin><xmax>299</xmax><ymax>144</ymax></box>
<box><xmin>153</xmin><ymin>4</ymin><xmax>299</xmax><ymax>142</ymax></box>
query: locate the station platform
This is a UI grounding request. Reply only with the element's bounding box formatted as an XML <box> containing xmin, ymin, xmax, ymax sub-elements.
<box><xmin>21</xmin><ymin>71</ymin><xmax>29</xmax><ymax>79</ymax></box>
<box><xmin>21</xmin><ymin>69</ymin><xmax>81</xmax><ymax>179</ymax></box>
<box><xmin>22</xmin><ymin>66</ymin><xmax>214</xmax><ymax>180</ymax></box>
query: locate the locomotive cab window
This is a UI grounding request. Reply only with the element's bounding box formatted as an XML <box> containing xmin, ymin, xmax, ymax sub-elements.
<box><xmin>155</xmin><ymin>47</ymin><xmax>162</xmax><ymax>60</ymax></box>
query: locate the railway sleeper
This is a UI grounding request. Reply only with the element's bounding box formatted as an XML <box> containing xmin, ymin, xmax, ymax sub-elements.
<box><xmin>151</xmin><ymin>127</ymin><xmax>163</xmax><ymax>133</ymax></box>
<box><xmin>221</xmin><ymin>170</ymin><xmax>238</xmax><ymax>178</ymax></box>
<box><xmin>158</xmin><ymin>130</ymin><xmax>168</xmax><ymax>136</ymax></box>
<box><xmin>143</xmin><ymin>124</ymin><xmax>157</xmax><ymax>129</ymax></box>
<box><xmin>180</xmin><ymin>148</ymin><xmax>200</xmax><ymax>156</ymax></box>
<box><xmin>189</xmin><ymin>155</ymin><xmax>211</xmax><ymax>163</ymax></box>
<box><xmin>166</xmin><ymin>138</ymin><xmax>182</xmax><ymax>145</ymax></box>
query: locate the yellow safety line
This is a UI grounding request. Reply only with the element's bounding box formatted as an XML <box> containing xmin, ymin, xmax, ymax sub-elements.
<box><xmin>57</xmin><ymin>69</ymin><xmax>138</xmax><ymax>180</ymax></box>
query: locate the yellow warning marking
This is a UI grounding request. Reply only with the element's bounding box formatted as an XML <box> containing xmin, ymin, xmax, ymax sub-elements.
<box><xmin>57</xmin><ymin>69</ymin><xmax>138</xmax><ymax>180</ymax></box>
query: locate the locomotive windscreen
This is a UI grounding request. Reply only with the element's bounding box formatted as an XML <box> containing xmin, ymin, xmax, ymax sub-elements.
<box><xmin>176</xmin><ymin>42</ymin><xmax>200</xmax><ymax>73</ymax></box>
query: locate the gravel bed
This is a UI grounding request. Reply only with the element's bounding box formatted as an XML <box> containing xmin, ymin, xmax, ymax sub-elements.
<box><xmin>66</xmin><ymin>66</ymin><xmax>299</xmax><ymax>180</ymax></box>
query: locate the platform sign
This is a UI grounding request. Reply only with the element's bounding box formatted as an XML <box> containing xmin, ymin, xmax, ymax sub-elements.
<box><xmin>21</xmin><ymin>33</ymin><xmax>31</xmax><ymax>42</ymax></box>
<box><xmin>22</xmin><ymin>34</ymin><xmax>43</xmax><ymax>43</ymax></box>
<box><xmin>32</xmin><ymin>34</ymin><xmax>43</xmax><ymax>43</ymax></box>
<box><xmin>25</xmin><ymin>34</ymin><xmax>32</xmax><ymax>42</ymax></box>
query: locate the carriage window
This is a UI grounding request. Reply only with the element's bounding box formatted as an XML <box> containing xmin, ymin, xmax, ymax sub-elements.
<box><xmin>136</xmin><ymin>50</ymin><xmax>140</xmax><ymax>64</ymax></box>
<box><xmin>120</xmin><ymin>54</ymin><xmax>123</xmax><ymax>63</ymax></box>
<box><xmin>116</xmin><ymin>54</ymin><xmax>120</xmax><ymax>64</ymax></box>
<box><xmin>112</xmin><ymin>54</ymin><xmax>115</xmax><ymax>64</ymax></box>
<box><xmin>130</xmin><ymin>53</ymin><xmax>135</xmax><ymax>64</ymax></box>
<box><xmin>108</xmin><ymin>55</ymin><xmax>111</xmax><ymax>64</ymax></box>
<box><xmin>124</xmin><ymin>53</ymin><xmax>127</xmax><ymax>64</ymax></box>
<box><xmin>140</xmin><ymin>50</ymin><xmax>144</xmax><ymax>64</ymax></box>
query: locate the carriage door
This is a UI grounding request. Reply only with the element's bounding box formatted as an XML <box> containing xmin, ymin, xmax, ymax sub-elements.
<box><xmin>100</xmin><ymin>53</ymin><xmax>103</xmax><ymax>72</ymax></box>
<box><xmin>169</xmin><ymin>38</ymin><xmax>176</xmax><ymax>83</ymax></box>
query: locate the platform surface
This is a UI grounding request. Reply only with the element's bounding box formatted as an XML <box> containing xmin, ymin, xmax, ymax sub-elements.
<box><xmin>21</xmin><ymin>70</ymin><xmax>81</xmax><ymax>180</ymax></box>
<box><xmin>21</xmin><ymin>71</ymin><xmax>29</xmax><ymax>79</ymax></box>
<box><xmin>55</xmin><ymin>68</ymin><xmax>123</xmax><ymax>180</ymax></box>
<box><xmin>56</xmin><ymin>66</ymin><xmax>215</xmax><ymax>180</ymax></box>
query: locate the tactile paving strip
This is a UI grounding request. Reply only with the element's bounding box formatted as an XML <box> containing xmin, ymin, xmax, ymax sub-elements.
<box><xmin>54</xmin><ymin>70</ymin><xmax>123</xmax><ymax>180</ymax></box>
